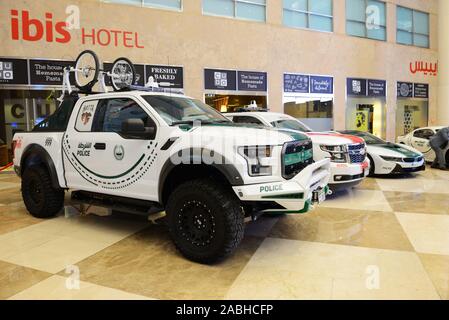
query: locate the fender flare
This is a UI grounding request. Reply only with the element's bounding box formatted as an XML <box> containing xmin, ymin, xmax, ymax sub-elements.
<box><xmin>20</xmin><ymin>144</ymin><xmax>61</xmax><ymax>189</ymax></box>
<box><xmin>158</xmin><ymin>148</ymin><xmax>244</xmax><ymax>202</ymax></box>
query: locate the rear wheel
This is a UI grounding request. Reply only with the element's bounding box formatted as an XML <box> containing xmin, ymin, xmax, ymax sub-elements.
<box><xmin>22</xmin><ymin>165</ymin><xmax>64</xmax><ymax>218</ymax></box>
<box><xmin>166</xmin><ymin>179</ymin><xmax>244</xmax><ymax>264</ymax></box>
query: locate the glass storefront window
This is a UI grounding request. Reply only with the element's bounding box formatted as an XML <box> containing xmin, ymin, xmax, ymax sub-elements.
<box><xmin>283</xmin><ymin>96</ymin><xmax>333</xmax><ymax>131</ymax></box>
<box><xmin>283</xmin><ymin>0</ymin><xmax>333</xmax><ymax>32</ymax></box>
<box><xmin>396</xmin><ymin>99</ymin><xmax>429</xmax><ymax>138</ymax></box>
<box><xmin>203</xmin><ymin>0</ymin><xmax>266</xmax><ymax>22</ymax></box>
<box><xmin>346</xmin><ymin>0</ymin><xmax>386</xmax><ymax>41</ymax></box>
<box><xmin>0</xmin><ymin>89</ymin><xmax>60</xmax><ymax>151</ymax></box>
<box><xmin>102</xmin><ymin>0</ymin><xmax>182</xmax><ymax>10</ymax></box>
<box><xmin>397</xmin><ymin>6</ymin><xmax>429</xmax><ymax>48</ymax></box>
<box><xmin>205</xmin><ymin>94</ymin><xmax>267</xmax><ymax>113</ymax></box>
<box><xmin>346</xmin><ymin>97</ymin><xmax>386</xmax><ymax>139</ymax></box>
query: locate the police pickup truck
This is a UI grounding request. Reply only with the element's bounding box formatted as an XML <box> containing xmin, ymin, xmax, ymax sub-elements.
<box><xmin>12</xmin><ymin>51</ymin><xmax>330</xmax><ymax>263</ymax></box>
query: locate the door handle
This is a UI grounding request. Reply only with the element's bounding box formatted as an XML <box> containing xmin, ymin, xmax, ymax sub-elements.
<box><xmin>94</xmin><ymin>143</ymin><xmax>106</xmax><ymax>150</ymax></box>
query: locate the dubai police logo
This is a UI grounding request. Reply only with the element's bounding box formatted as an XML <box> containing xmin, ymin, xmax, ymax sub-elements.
<box><xmin>114</xmin><ymin>145</ymin><xmax>125</xmax><ymax>161</ymax></box>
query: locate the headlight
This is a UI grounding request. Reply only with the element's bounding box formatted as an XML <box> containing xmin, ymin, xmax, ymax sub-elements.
<box><xmin>380</xmin><ymin>155</ymin><xmax>403</xmax><ymax>162</ymax></box>
<box><xmin>320</xmin><ymin>145</ymin><xmax>347</xmax><ymax>163</ymax></box>
<box><xmin>238</xmin><ymin>146</ymin><xmax>273</xmax><ymax>176</ymax></box>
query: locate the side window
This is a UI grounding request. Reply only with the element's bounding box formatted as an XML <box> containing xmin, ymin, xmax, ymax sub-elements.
<box><xmin>75</xmin><ymin>100</ymin><xmax>99</xmax><ymax>132</ymax></box>
<box><xmin>232</xmin><ymin>116</ymin><xmax>263</xmax><ymax>125</ymax></box>
<box><xmin>92</xmin><ymin>98</ymin><xmax>155</xmax><ymax>133</ymax></box>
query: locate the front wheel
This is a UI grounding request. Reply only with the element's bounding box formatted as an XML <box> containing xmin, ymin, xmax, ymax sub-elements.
<box><xmin>22</xmin><ymin>165</ymin><xmax>64</xmax><ymax>218</ymax></box>
<box><xmin>166</xmin><ymin>179</ymin><xmax>244</xmax><ymax>264</ymax></box>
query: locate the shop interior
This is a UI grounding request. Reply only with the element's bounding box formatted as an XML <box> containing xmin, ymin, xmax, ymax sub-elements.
<box><xmin>205</xmin><ymin>93</ymin><xmax>267</xmax><ymax>113</ymax></box>
<box><xmin>346</xmin><ymin>97</ymin><xmax>387</xmax><ymax>139</ymax></box>
<box><xmin>283</xmin><ymin>95</ymin><xmax>334</xmax><ymax>131</ymax></box>
<box><xmin>395</xmin><ymin>98</ymin><xmax>429</xmax><ymax>137</ymax></box>
<box><xmin>0</xmin><ymin>89</ymin><xmax>59</xmax><ymax>164</ymax></box>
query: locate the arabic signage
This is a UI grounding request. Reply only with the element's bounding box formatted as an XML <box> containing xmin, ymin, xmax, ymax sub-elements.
<box><xmin>410</xmin><ymin>61</ymin><xmax>438</xmax><ymax>76</ymax></box>
<box><xmin>237</xmin><ymin>71</ymin><xmax>267</xmax><ymax>92</ymax></box>
<box><xmin>397</xmin><ymin>82</ymin><xmax>413</xmax><ymax>98</ymax></box>
<box><xmin>310</xmin><ymin>76</ymin><xmax>333</xmax><ymax>94</ymax></box>
<box><xmin>29</xmin><ymin>59</ymin><xmax>75</xmax><ymax>85</ymax></box>
<box><xmin>146</xmin><ymin>65</ymin><xmax>183</xmax><ymax>89</ymax></box>
<box><xmin>103</xmin><ymin>62</ymin><xmax>146</xmax><ymax>87</ymax></box>
<box><xmin>0</xmin><ymin>58</ymin><xmax>28</xmax><ymax>85</ymax></box>
<box><xmin>347</xmin><ymin>78</ymin><xmax>386</xmax><ymax>97</ymax></box>
<box><xmin>414</xmin><ymin>83</ymin><xmax>429</xmax><ymax>99</ymax></box>
<box><xmin>284</xmin><ymin>73</ymin><xmax>333</xmax><ymax>94</ymax></box>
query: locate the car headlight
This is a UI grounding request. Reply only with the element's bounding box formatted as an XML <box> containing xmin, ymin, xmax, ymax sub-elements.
<box><xmin>320</xmin><ymin>145</ymin><xmax>347</xmax><ymax>163</ymax></box>
<box><xmin>380</xmin><ymin>155</ymin><xmax>403</xmax><ymax>162</ymax></box>
<box><xmin>238</xmin><ymin>146</ymin><xmax>273</xmax><ymax>176</ymax></box>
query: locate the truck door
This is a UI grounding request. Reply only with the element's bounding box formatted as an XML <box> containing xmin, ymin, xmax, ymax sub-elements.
<box><xmin>63</xmin><ymin>97</ymin><xmax>160</xmax><ymax>201</ymax></box>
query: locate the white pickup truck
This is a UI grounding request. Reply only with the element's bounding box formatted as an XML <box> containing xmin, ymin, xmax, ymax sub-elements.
<box><xmin>12</xmin><ymin>91</ymin><xmax>330</xmax><ymax>263</ymax></box>
<box><xmin>225</xmin><ymin>112</ymin><xmax>369</xmax><ymax>191</ymax></box>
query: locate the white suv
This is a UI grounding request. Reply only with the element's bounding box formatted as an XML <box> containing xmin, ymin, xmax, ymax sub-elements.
<box><xmin>225</xmin><ymin>112</ymin><xmax>369</xmax><ymax>191</ymax></box>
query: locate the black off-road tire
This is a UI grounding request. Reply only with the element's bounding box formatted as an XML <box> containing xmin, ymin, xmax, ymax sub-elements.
<box><xmin>367</xmin><ymin>155</ymin><xmax>375</xmax><ymax>176</ymax></box>
<box><xmin>166</xmin><ymin>179</ymin><xmax>244</xmax><ymax>264</ymax></box>
<box><xmin>22</xmin><ymin>165</ymin><xmax>64</xmax><ymax>218</ymax></box>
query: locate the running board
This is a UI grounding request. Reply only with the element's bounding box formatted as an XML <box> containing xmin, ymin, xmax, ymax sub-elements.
<box><xmin>70</xmin><ymin>191</ymin><xmax>163</xmax><ymax>216</ymax></box>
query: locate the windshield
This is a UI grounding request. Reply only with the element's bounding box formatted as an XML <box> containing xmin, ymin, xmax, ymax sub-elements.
<box><xmin>143</xmin><ymin>95</ymin><xmax>230</xmax><ymax>125</ymax></box>
<box><xmin>345</xmin><ymin>131</ymin><xmax>385</xmax><ymax>145</ymax></box>
<box><xmin>271</xmin><ymin>119</ymin><xmax>312</xmax><ymax>132</ymax></box>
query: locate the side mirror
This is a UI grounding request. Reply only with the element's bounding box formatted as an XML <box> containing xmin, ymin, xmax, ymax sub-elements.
<box><xmin>121</xmin><ymin>118</ymin><xmax>155</xmax><ymax>139</ymax></box>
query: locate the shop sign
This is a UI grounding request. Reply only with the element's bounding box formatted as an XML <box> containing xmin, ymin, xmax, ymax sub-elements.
<box><xmin>145</xmin><ymin>65</ymin><xmax>183</xmax><ymax>89</ymax></box>
<box><xmin>310</xmin><ymin>76</ymin><xmax>333</xmax><ymax>94</ymax></box>
<box><xmin>283</xmin><ymin>74</ymin><xmax>309</xmax><ymax>93</ymax></box>
<box><xmin>29</xmin><ymin>59</ymin><xmax>75</xmax><ymax>85</ymax></box>
<box><xmin>367</xmin><ymin>79</ymin><xmax>386</xmax><ymax>97</ymax></box>
<box><xmin>204</xmin><ymin>69</ymin><xmax>237</xmax><ymax>91</ymax></box>
<box><xmin>414</xmin><ymin>83</ymin><xmax>429</xmax><ymax>99</ymax></box>
<box><xmin>410</xmin><ymin>61</ymin><xmax>438</xmax><ymax>76</ymax></box>
<box><xmin>347</xmin><ymin>78</ymin><xmax>367</xmax><ymax>96</ymax></box>
<box><xmin>237</xmin><ymin>71</ymin><xmax>267</xmax><ymax>92</ymax></box>
<box><xmin>0</xmin><ymin>58</ymin><xmax>28</xmax><ymax>85</ymax></box>
<box><xmin>397</xmin><ymin>82</ymin><xmax>413</xmax><ymax>98</ymax></box>
<box><xmin>104</xmin><ymin>62</ymin><xmax>146</xmax><ymax>87</ymax></box>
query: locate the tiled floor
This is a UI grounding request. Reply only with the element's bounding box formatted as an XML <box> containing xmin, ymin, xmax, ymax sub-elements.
<box><xmin>0</xmin><ymin>167</ymin><xmax>448</xmax><ymax>300</ymax></box>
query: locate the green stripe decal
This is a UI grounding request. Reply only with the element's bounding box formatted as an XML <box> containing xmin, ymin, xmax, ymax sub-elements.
<box><xmin>71</xmin><ymin>153</ymin><xmax>146</xmax><ymax>179</ymax></box>
<box><xmin>379</xmin><ymin>144</ymin><xmax>419</xmax><ymax>157</ymax></box>
<box><xmin>284</xmin><ymin>149</ymin><xmax>313</xmax><ymax>165</ymax></box>
<box><xmin>262</xmin><ymin>193</ymin><xmax>304</xmax><ymax>200</ymax></box>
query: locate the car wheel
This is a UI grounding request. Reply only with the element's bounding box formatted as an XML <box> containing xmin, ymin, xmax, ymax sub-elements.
<box><xmin>22</xmin><ymin>165</ymin><xmax>65</xmax><ymax>218</ymax></box>
<box><xmin>166</xmin><ymin>179</ymin><xmax>244</xmax><ymax>264</ymax></box>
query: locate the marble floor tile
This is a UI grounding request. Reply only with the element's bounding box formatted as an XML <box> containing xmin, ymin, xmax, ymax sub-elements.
<box><xmin>385</xmin><ymin>191</ymin><xmax>449</xmax><ymax>215</ymax></box>
<box><xmin>0</xmin><ymin>182</ymin><xmax>20</xmax><ymax>192</ymax></box>
<box><xmin>0</xmin><ymin>260</ymin><xmax>51</xmax><ymax>299</ymax></box>
<box><xmin>0</xmin><ymin>190</ymin><xmax>24</xmax><ymax>205</ymax></box>
<box><xmin>0</xmin><ymin>214</ymin><xmax>148</xmax><ymax>273</ymax></box>
<box><xmin>396</xmin><ymin>213</ymin><xmax>449</xmax><ymax>256</ymax></box>
<box><xmin>320</xmin><ymin>189</ymin><xmax>392</xmax><ymax>212</ymax></box>
<box><xmin>72</xmin><ymin>225</ymin><xmax>263</xmax><ymax>300</ymax></box>
<box><xmin>0</xmin><ymin>206</ymin><xmax>42</xmax><ymax>235</ymax></box>
<box><xmin>226</xmin><ymin>238</ymin><xmax>439</xmax><ymax>300</ymax></box>
<box><xmin>9</xmin><ymin>275</ymin><xmax>151</xmax><ymax>300</ymax></box>
<box><xmin>418</xmin><ymin>253</ymin><xmax>449</xmax><ymax>300</ymax></box>
<box><xmin>269</xmin><ymin>207</ymin><xmax>414</xmax><ymax>251</ymax></box>
<box><xmin>354</xmin><ymin>178</ymin><xmax>380</xmax><ymax>191</ymax></box>
<box><xmin>376</xmin><ymin>177</ymin><xmax>449</xmax><ymax>194</ymax></box>
<box><xmin>245</xmin><ymin>215</ymin><xmax>280</xmax><ymax>238</ymax></box>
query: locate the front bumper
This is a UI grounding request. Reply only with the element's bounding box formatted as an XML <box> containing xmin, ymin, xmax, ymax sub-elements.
<box><xmin>379</xmin><ymin>159</ymin><xmax>425</xmax><ymax>175</ymax></box>
<box><xmin>232</xmin><ymin>159</ymin><xmax>331</xmax><ymax>214</ymax></box>
<box><xmin>329</xmin><ymin>160</ymin><xmax>369</xmax><ymax>185</ymax></box>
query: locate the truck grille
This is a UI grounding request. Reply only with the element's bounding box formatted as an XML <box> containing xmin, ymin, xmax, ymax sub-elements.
<box><xmin>348</xmin><ymin>143</ymin><xmax>366</xmax><ymax>164</ymax></box>
<box><xmin>282</xmin><ymin>140</ymin><xmax>314</xmax><ymax>180</ymax></box>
